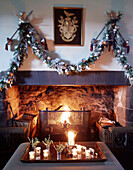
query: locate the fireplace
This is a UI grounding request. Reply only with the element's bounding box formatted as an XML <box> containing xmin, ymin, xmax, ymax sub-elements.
<box><xmin>0</xmin><ymin>71</ymin><xmax>133</xmax><ymax>142</ymax></box>
<box><xmin>6</xmin><ymin>85</ymin><xmax>115</xmax><ymax>140</ymax></box>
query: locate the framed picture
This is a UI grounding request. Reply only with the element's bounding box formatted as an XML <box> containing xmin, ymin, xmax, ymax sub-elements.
<box><xmin>54</xmin><ymin>7</ymin><xmax>83</xmax><ymax>46</ymax></box>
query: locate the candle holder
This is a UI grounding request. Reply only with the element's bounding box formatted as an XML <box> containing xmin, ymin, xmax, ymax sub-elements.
<box><xmin>43</xmin><ymin>149</ymin><xmax>49</xmax><ymax>159</ymax></box>
<box><xmin>89</xmin><ymin>148</ymin><xmax>95</xmax><ymax>155</ymax></box>
<box><xmin>85</xmin><ymin>149</ymin><xmax>91</xmax><ymax>158</ymax></box>
<box><xmin>35</xmin><ymin>147</ymin><xmax>41</xmax><ymax>156</ymax></box>
<box><xmin>82</xmin><ymin>146</ymin><xmax>87</xmax><ymax>153</ymax></box>
<box><xmin>72</xmin><ymin>148</ymin><xmax>77</xmax><ymax>158</ymax></box>
<box><xmin>29</xmin><ymin>151</ymin><xmax>35</xmax><ymax>160</ymax></box>
<box><xmin>76</xmin><ymin>144</ymin><xmax>82</xmax><ymax>154</ymax></box>
<box><xmin>57</xmin><ymin>151</ymin><xmax>61</xmax><ymax>160</ymax></box>
<box><xmin>53</xmin><ymin>142</ymin><xmax>65</xmax><ymax>160</ymax></box>
<box><xmin>36</xmin><ymin>155</ymin><xmax>41</xmax><ymax>160</ymax></box>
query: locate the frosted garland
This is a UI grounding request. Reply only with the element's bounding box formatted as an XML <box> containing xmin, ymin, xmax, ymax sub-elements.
<box><xmin>0</xmin><ymin>10</ymin><xmax>133</xmax><ymax>90</ymax></box>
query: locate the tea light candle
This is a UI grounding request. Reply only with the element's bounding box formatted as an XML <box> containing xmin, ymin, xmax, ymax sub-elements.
<box><xmin>76</xmin><ymin>145</ymin><xmax>82</xmax><ymax>154</ymax></box>
<box><xmin>83</xmin><ymin>146</ymin><xmax>87</xmax><ymax>150</ymax></box>
<box><xmin>43</xmin><ymin>149</ymin><xmax>49</xmax><ymax>158</ymax></box>
<box><xmin>89</xmin><ymin>148</ymin><xmax>95</xmax><ymax>155</ymax></box>
<box><xmin>85</xmin><ymin>149</ymin><xmax>91</xmax><ymax>158</ymax></box>
<box><xmin>82</xmin><ymin>146</ymin><xmax>87</xmax><ymax>153</ymax></box>
<box><xmin>77</xmin><ymin>154</ymin><xmax>82</xmax><ymax>159</ymax></box>
<box><xmin>36</xmin><ymin>156</ymin><xmax>41</xmax><ymax>160</ymax></box>
<box><xmin>72</xmin><ymin>148</ymin><xmax>77</xmax><ymax>158</ymax></box>
<box><xmin>95</xmin><ymin>152</ymin><xmax>98</xmax><ymax>158</ymax></box>
<box><xmin>29</xmin><ymin>151</ymin><xmax>35</xmax><ymax>160</ymax></box>
<box><xmin>35</xmin><ymin>147</ymin><xmax>41</xmax><ymax>156</ymax></box>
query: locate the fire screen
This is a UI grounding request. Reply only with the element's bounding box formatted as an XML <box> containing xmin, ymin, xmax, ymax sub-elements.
<box><xmin>39</xmin><ymin>106</ymin><xmax>91</xmax><ymax>141</ymax></box>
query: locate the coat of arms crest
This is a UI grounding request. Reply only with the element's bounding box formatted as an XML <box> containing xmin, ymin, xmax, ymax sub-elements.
<box><xmin>58</xmin><ymin>10</ymin><xmax>79</xmax><ymax>42</ymax></box>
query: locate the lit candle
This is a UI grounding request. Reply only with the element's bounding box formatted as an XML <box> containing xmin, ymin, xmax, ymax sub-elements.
<box><xmin>72</xmin><ymin>148</ymin><xmax>77</xmax><ymax>158</ymax></box>
<box><xmin>85</xmin><ymin>149</ymin><xmax>91</xmax><ymax>158</ymax></box>
<box><xmin>77</xmin><ymin>154</ymin><xmax>82</xmax><ymax>159</ymax></box>
<box><xmin>68</xmin><ymin>131</ymin><xmax>75</xmax><ymax>146</ymax></box>
<box><xmin>43</xmin><ymin>149</ymin><xmax>49</xmax><ymax>158</ymax></box>
<box><xmin>29</xmin><ymin>151</ymin><xmax>35</xmax><ymax>160</ymax></box>
<box><xmin>35</xmin><ymin>147</ymin><xmax>41</xmax><ymax>156</ymax></box>
<box><xmin>36</xmin><ymin>156</ymin><xmax>41</xmax><ymax>160</ymax></box>
<box><xmin>89</xmin><ymin>148</ymin><xmax>95</xmax><ymax>155</ymax></box>
<box><xmin>82</xmin><ymin>146</ymin><xmax>87</xmax><ymax>153</ymax></box>
<box><xmin>95</xmin><ymin>152</ymin><xmax>98</xmax><ymax>158</ymax></box>
<box><xmin>76</xmin><ymin>145</ymin><xmax>82</xmax><ymax>154</ymax></box>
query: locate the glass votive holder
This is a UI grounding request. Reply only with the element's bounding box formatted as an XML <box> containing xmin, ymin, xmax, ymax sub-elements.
<box><xmin>43</xmin><ymin>149</ymin><xmax>49</xmax><ymax>159</ymax></box>
<box><xmin>72</xmin><ymin>148</ymin><xmax>77</xmax><ymax>158</ymax></box>
<box><xmin>82</xmin><ymin>146</ymin><xmax>87</xmax><ymax>153</ymax></box>
<box><xmin>89</xmin><ymin>148</ymin><xmax>95</xmax><ymax>155</ymax></box>
<box><xmin>76</xmin><ymin>145</ymin><xmax>82</xmax><ymax>154</ymax></box>
<box><xmin>95</xmin><ymin>152</ymin><xmax>98</xmax><ymax>158</ymax></box>
<box><xmin>36</xmin><ymin>155</ymin><xmax>41</xmax><ymax>160</ymax></box>
<box><xmin>29</xmin><ymin>151</ymin><xmax>35</xmax><ymax>160</ymax></box>
<box><xmin>35</xmin><ymin>147</ymin><xmax>41</xmax><ymax>156</ymax></box>
<box><xmin>85</xmin><ymin>149</ymin><xmax>91</xmax><ymax>158</ymax></box>
<box><xmin>77</xmin><ymin>154</ymin><xmax>82</xmax><ymax>159</ymax></box>
<box><xmin>57</xmin><ymin>151</ymin><xmax>61</xmax><ymax>160</ymax></box>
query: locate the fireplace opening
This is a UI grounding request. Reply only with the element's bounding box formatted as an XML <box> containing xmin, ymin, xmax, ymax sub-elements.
<box><xmin>3</xmin><ymin>85</ymin><xmax>119</xmax><ymax>142</ymax></box>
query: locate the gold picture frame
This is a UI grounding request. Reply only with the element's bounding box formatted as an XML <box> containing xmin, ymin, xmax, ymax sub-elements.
<box><xmin>54</xmin><ymin>7</ymin><xmax>83</xmax><ymax>46</ymax></box>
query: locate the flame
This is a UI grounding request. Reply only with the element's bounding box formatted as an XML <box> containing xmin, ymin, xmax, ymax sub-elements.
<box><xmin>68</xmin><ymin>131</ymin><xmax>75</xmax><ymax>146</ymax></box>
<box><xmin>61</xmin><ymin>105</ymin><xmax>71</xmax><ymax>124</ymax></box>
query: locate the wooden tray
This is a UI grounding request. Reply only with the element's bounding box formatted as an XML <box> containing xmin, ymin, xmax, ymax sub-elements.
<box><xmin>21</xmin><ymin>142</ymin><xmax>107</xmax><ymax>163</ymax></box>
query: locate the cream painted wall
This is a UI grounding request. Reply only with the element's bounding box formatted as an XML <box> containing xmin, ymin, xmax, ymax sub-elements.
<box><xmin>0</xmin><ymin>0</ymin><xmax>133</xmax><ymax>72</ymax></box>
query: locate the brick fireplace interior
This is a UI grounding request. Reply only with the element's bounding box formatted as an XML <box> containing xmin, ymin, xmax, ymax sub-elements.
<box><xmin>1</xmin><ymin>71</ymin><xmax>132</xmax><ymax>142</ymax></box>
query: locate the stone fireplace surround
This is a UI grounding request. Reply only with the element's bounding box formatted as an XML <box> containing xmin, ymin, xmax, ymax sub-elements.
<box><xmin>0</xmin><ymin>71</ymin><xmax>133</xmax><ymax>141</ymax></box>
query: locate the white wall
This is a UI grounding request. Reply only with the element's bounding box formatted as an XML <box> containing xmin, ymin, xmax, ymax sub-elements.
<box><xmin>0</xmin><ymin>0</ymin><xmax>133</xmax><ymax>72</ymax></box>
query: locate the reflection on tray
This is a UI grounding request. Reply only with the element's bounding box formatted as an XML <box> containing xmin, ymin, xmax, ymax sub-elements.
<box><xmin>21</xmin><ymin>142</ymin><xmax>107</xmax><ymax>163</ymax></box>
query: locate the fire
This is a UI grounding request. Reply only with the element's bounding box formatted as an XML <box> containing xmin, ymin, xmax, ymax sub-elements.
<box><xmin>61</xmin><ymin>105</ymin><xmax>71</xmax><ymax>124</ymax></box>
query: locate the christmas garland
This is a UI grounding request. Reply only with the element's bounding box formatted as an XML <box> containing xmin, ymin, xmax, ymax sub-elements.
<box><xmin>0</xmin><ymin>10</ymin><xmax>133</xmax><ymax>90</ymax></box>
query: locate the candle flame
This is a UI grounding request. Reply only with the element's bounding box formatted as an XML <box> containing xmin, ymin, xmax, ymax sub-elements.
<box><xmin>68</xmin><ymin>131</ymin><xmax>75</xmax><ymax>146</ymax></box>
<box><xmin>68</xmin><ymin>131</ymin><xmax>75</xmax><ymax>138</ymax></box>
